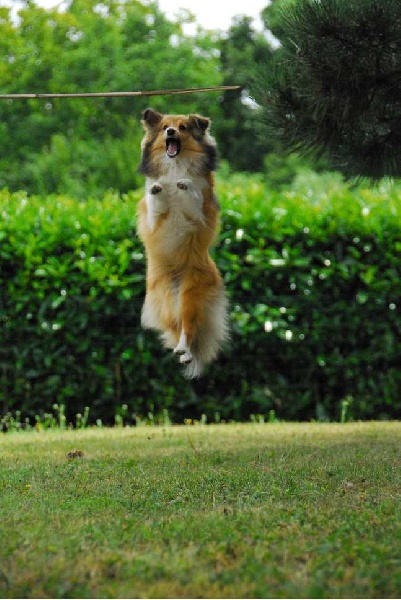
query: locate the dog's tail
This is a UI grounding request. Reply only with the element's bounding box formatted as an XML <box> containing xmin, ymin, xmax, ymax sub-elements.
<box><xmin>183</xmin><ymin>290</ymin><xmax>229</xmax><ymax>379</ymax></box>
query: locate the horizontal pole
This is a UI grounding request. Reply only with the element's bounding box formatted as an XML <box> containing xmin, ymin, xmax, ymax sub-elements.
<box><xmin>0</xmin><ymin>85</ymin><xmax>241</xmax><ymax>100</ymax></box>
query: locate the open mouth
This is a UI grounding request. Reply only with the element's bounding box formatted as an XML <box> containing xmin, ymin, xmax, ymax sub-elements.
<box><xmin>166</xmin><ymin>137</ymin><xmax>181</xmax><ymax>158</ymax></box>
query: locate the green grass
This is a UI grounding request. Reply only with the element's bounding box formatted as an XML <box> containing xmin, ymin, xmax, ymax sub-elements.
<box><xmin>0</xmin><ymin>422</ymin><xmax>400</xmax><ymax>598</ymax></box>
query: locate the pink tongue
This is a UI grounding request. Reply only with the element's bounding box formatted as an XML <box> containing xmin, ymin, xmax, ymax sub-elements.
<box><xmin>167</xmin><ymin>141</ymin><xmax>178</xmax><ymax>156</ymax></box>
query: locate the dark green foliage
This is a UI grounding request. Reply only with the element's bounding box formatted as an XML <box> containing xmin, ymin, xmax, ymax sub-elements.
<box><xmin>252</xmin><ymin>0</ymin><xmax>401</xmax><ymax>179</ymax></box>
<box><xmin>1</xmin><ymin>178</ymin><xmax>401</xmax><ymax>424</ymax></box>
<box><xmin>0</xmin><ymin>190</ymin><xmax>190</xmax><ymax>424</ymax></box>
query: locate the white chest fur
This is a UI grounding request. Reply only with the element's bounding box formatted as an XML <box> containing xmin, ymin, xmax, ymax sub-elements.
<box><xmin>145</xmin><ymin>160</ymin><xmax>207</xmax><ymax>233</ymax></box>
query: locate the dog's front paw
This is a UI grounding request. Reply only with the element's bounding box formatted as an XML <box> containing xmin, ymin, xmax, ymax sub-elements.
<box><xmin>177</xmin><ymin>178</ymin><xmax>192</xmax><ymax>191</ymax></box>
<box><xmin>150</xmin><ymin>183</ymin><xmax>163</xmax><ymax>195</ymax></box>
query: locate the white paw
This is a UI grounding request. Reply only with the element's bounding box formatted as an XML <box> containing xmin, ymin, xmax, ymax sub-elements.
<box><xmin>177</xmin><ymin>178</ymin><xmax>192</xmax><ymax>191</ymax></box>
<box><xmin>150</xmin><ymin>183</ymin><xmax>163</xmax><ymax>195</ymax></box>
<box><xmin>179</xmin><ymin>352</ymin><xmax>193</xmax><ymax>364</ymax></box>
<box><xmin>173</xmin><ymin>343</ymin><xmax>186</xmax><ymax>355</ymax></box>
<box><xmin>174</xmin><ymin>338</ymin><xmax>190</xmax><ymax>355</ymax></box>
<box><xmin>174</xmin><ymin>331</ymin><xmax>189</xmax><ymax>355</ymax></box>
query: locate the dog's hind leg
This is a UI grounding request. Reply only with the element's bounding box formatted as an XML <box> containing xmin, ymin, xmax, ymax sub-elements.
<box><xmin>173</xmin><ymin>273</ymin><xmax>214</xmax><ymax>373</ymax></box>
<box><xmin>145</xmin><ymin>181</ymin><xmax>168</xmax><ymax>230</ymax></box>
<box><xmin>173</xmin><ymin>330</ymin><xmax>193</xmax><ymax>364</ymax></box>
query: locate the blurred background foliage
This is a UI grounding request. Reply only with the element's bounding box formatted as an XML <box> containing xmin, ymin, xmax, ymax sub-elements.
<box><xmin>1</xmin><ymin>0</ymin><xmax>401</xmax><ymax>425</ymax></box>
<box><xmin>0</xmin><ymin>0</ymin><xmax>277</xmax><ymax>196</ymax></box>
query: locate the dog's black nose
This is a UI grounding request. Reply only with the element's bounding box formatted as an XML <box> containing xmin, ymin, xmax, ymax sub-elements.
<box><xmin>166</xmin><ymin>128</ymin><xmax>176</xmax><ymax>136</ymax></box>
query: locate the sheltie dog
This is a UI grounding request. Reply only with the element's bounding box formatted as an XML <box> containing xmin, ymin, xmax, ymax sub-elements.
<box><xmin>137</xmin><ymin>108</ymin><xmax>229</xmax><ymax>378</ymax></box>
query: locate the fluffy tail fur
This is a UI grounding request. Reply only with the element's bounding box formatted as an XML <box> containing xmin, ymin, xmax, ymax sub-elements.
<box><xmin>143</xmin><ymin>283</ymin><xmax>229</xmax><ymax>379</ymax></box>
<box><xmin>181</xmin><ymin>289</ymin><xmax>229</xmax><ymax>379</ymax></box>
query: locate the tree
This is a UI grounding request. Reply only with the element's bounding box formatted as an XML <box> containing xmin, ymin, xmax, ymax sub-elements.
<box><xmin>215</xmin><ymin>15</ymin><xmax>274</xmax><ymax>173</ymax></box>
<box><xmin>0</xmin><ymin>0</ymin><xmax>222</xmax><ymax>196</ymax></box>
<box><xmin>251</xmin><ymin>0</ymin><xmax>401</xmax><ymax>179</ymax></box>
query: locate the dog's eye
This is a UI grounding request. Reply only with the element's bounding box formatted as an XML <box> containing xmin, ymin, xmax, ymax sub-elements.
<box><xmin>179</xmin><ymin>125</ymin><xmax>187</xmax><ymax>132</ymax></box>
<box><xmin>162</xmin><ymin>125</ymin><xmax>168</xmax><ymax>130</ymax></box>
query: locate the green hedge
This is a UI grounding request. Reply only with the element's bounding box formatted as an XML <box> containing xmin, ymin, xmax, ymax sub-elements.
<box><xmin>1</xmin><ymin>173</ymin><xmax>401</xmax><ymax>424</ymax></box>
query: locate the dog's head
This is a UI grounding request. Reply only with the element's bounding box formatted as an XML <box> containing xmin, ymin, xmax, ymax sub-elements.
<box><xmin>139</xmin><ymin>108</ymin><xmax>217</xmax><ymax>176</ymax></box>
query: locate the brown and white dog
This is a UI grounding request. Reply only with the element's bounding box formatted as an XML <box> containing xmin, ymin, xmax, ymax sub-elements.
<box><xmin>137</xmin><ymin>108</ymin><xmax>229</xmax><ymax>378</ymax></box>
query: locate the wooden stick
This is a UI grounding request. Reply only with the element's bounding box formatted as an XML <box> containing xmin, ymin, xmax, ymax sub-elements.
<box><xmin>0</xmin><ymin>85</ymin><xmax>241</xmax><ymax>100</ymax></box>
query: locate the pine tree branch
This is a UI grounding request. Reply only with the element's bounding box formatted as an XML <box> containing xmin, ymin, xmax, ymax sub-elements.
<box><xmin>252</xmin><ymin>0</ymin><xmax>401</xmax><ymax>179</ymax></box>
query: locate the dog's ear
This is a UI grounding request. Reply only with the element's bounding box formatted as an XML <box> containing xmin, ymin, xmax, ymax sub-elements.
<box><xmin>142</xmin><ymin>108</ymin><xmax>163</xmax><ymax>128</ymax></box>
<box><xmin>189</xmin><ymin>114</ymin><xmax>211</xmax><ymax>134</ymax></box>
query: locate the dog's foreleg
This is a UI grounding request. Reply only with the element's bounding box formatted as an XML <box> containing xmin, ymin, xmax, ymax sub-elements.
<box><xmin>176</xmin><ymin>179</ymin><xmax>205</xmax><ymax>223</ymax></box>
<box><xmin>146</xmin><ymin>181</ymin><xmax>168</xmax><ymax>230</ymax></box>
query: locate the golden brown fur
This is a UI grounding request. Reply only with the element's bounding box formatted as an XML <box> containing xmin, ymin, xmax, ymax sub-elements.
<box><xmin>137</xmin><ymin>108</ymin><xmax>229</xmax><ymax>378</ymax></box>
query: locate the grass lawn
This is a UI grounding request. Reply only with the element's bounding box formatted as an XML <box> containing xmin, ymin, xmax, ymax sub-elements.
<box><xmin>0</xmin><ymin>422</ymin><xmax>400</xmax><ymax>599</ymax></box>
